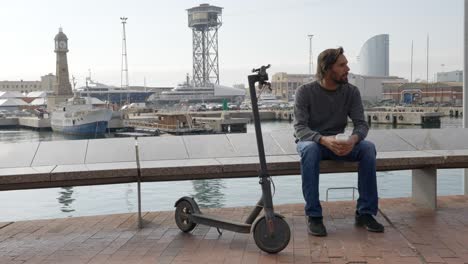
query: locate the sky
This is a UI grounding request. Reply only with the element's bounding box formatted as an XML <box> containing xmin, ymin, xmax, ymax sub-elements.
<box><xmin>0</xmin><ymin>0</ymin><xmax>464</xmax><ymax>88</ymax></box>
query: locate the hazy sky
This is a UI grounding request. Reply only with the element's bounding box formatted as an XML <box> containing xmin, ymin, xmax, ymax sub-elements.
<box><xmin>0</xmin><ymin>0</ymin><xmax>464</xmax><ymax>88</ymax></box>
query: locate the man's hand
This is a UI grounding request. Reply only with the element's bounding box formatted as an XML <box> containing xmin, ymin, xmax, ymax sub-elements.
<box><xmin>319</xmin><ymin>135</ymin><xmax>359</xmax><ymax>156</ymax></box>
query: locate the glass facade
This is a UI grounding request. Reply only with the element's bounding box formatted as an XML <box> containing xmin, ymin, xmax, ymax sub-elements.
<box><xmin>358</xmin><ymin>34</ymin><xmax>390</xmax><ymax>77</ymax></box>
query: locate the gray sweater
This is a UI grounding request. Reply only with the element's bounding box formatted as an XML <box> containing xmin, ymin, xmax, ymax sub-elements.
<box><xmin>293</xmin><ymin>81</ymin><xmax>368</xmax><ymax>143</ymax></box>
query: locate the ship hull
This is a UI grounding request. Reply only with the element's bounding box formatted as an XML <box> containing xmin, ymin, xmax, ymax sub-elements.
<box><xmin>52</xmin><ymin>121</ymin><xmax>109</xmax><ymax>135</ymax></box>
<box><xmin>51</xmin><ymin>108</ymin><xmax>113</xmax><ymax>135</ymax></box>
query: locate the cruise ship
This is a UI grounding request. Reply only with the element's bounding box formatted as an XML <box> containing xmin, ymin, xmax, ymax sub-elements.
<box><xmin>152</xmin><ymin>75</ymin><xmax>245</xmax><ymax>105</ymax></box>
<box><xmin>75</xmin><ymin>78</ymin><xmax>154</xmax><ymax>105</ymax></box>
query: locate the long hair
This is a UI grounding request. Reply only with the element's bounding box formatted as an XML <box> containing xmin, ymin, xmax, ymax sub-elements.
<box><xmin>315</xmin><ymin>47</ymin><xmax>344</xmax><ymax>81</ymax></box>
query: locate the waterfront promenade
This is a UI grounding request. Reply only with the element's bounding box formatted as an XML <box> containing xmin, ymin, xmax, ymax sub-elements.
<box><xmin>1</xmin><ymin>195</ymin><xmax>468</xmax><ymax>263</ymax></box>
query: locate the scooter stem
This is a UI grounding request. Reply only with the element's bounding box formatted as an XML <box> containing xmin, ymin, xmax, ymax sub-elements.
<box><xmin>248</xmin><ymin>69</ymin><xmax>275</xmax><ymax>224</ymax></box>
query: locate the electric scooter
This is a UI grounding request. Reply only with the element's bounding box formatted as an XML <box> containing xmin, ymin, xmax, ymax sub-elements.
<box><xmin>174</xmin><ymin>65</ymin><xmax>291</xmax><ymax>254</ymax></box>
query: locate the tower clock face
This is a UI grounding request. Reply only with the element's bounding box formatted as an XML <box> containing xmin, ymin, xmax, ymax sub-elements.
<box><xmin>59</xmin><ymin>41</ymin><xmax>67</xmax><ymax>49</ymax></box>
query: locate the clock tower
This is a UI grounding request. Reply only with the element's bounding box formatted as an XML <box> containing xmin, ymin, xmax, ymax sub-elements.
<box><xmin>47</xmin><ymin>27</ymin><xmax>73</xmax><ymax>110</ymax></box>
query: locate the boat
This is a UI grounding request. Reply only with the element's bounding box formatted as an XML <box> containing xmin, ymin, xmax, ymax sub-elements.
<box><xmin>257</xmin><ymin>92</ymin><xmax>285</xmax><ymax>106</ymax></box>
<box><xmin>51</xmin><ymin>95</ymin><xmax>113</xmax><ymax>135</ymax></box>
<box><xmin>152</xmin><ymin>75</ymin><xmax>245</xmax><ymax>105</ymax></box>
<box><xmin>75</xmin><ymin>78</ymin><xmax>154</xmax><ymax>105</ymax></box>
<box><xmin>125</xmin><ymin>112</ymin><xmax>212</xmax><ymax>135</ymax></box>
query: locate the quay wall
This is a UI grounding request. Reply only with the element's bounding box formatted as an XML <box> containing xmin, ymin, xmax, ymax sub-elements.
<box><xmin>375</xmin><ymin>106</ymin><xmax>463</xmax><ymax>117</ymax></box>
<box><xmin>0</xmin><ymin>118</ymin><xmax>18</xmax><ymax>126</ymax></box>
<box><xmin>18</xmin><ymin>117</ymin><xmax>50</xmax><ymax>128</ymax></box>
<box><xmin>0</xmin><ymin>106</ymin><xmax>462</xmax><ymax>130</ymax></box>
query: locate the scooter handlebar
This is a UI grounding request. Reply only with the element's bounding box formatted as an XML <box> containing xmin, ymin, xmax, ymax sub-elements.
<box><xmin>252</xmin><ymin>64</ymin><xmax>271</xmax><ymax>73</ymax></box>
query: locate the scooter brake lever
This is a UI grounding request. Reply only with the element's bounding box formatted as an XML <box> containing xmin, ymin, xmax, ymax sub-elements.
<box><xmin>261</xmin><ymin>82</ymin><xmax>272</xmax><ymax>92</ymax></box>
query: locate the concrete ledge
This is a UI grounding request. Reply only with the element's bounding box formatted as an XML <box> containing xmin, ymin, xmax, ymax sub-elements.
<box><xmin>140</xmin><ymin>159</ymin><xmax>223</xmax><ymax>181</ymax></box>
<box><xmin>0</xmin><ymin>150</ymin><xmax>461</xmax><ymax>190</ymax></box>
<box><xmin>0</xmin><ymin>129</ymin><xmax>467</xmax><ymax>207</ymax></box>
<box><xmin>0</xmin><ymin>166</ymin><xmax>53</xmax><ymax>187</ymax></box>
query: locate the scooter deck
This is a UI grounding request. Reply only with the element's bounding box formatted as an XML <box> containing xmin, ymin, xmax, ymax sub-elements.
<box><xmin>190</xmin><ymin>213</ymin><xmax>251</xmax><ymax>233</ymax></box>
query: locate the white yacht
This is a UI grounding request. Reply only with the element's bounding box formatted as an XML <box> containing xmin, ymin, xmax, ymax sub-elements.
<box><xmin>154</xmin><ymin>75</ymin><xmax>245</xmax><ymax>104</ymax></box>
<box><xmin>75</xmin><ymin>78</ymin><xmax>154</xmax><ymax>104</ymax></box>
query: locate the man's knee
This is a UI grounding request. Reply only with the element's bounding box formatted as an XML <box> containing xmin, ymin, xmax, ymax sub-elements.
<box><xmin>358</xmin><ymin>140</ymin><xmax>376</xmax><ymax>157</ymax></box>
<box><xmin>297</xmin><ymin>141</ymin><xmax>321</xmax><ymax>158</ymax></box>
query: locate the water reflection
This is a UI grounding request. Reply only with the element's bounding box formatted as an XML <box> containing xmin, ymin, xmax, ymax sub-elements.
<box><xmin>0</xmin><ymin>127</ymin><xmax>111</xmax><ymax>143</ymax></box>
<box><xmin>57</xmin><ymin>187</ymin><xmax>75</xmax><ymax>214</ymax></box>
<box><xmin>125</xmin><ymin>184</ymin><xmax>134</xmax><ymax>211</ymax></box>
<box><xmin>191</xmin><ymin>179</ymin><xmax>226</xmax><ymax>208</ymax></box>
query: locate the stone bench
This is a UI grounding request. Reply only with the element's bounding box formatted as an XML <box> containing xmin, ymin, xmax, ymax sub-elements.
<box><xmin>1</xmin><ymin>129</ymin><xmax>468</xmax><ymax>210</ymax></box>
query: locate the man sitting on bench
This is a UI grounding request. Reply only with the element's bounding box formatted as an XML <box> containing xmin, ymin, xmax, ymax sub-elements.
<box><xmin>294</xmin><ymin>47</ymin><xmax>385</xmax><ymax>236</ymax></box>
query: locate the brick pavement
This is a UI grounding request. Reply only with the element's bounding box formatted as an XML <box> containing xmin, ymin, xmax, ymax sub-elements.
<box><xmin>1</xmin><ymin>196</ymin><xmax>468</xmax><ymax>263</ymax></box>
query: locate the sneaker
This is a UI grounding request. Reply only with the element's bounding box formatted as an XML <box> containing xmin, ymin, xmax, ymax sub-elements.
<box><xmin>307</xmin><ymin>216</ymin><xmax>327</xmax><ymax>236</ymax></box>
<box><xmin>355</xmin><ymin>211</ymin><xmax>385</xmax><ymax>233</ymax></box>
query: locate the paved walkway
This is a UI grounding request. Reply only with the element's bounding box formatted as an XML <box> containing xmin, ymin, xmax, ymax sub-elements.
<box><xmin>1</xmin><ymin>196</ymin><xmax>468</xmax><ymax>263</ymax></box>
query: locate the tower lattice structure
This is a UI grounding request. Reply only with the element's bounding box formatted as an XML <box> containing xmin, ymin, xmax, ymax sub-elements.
<box><xmin>187</xmin><ymin>4</ymin><xmax>222</xmax><ymax>87</ymax></box>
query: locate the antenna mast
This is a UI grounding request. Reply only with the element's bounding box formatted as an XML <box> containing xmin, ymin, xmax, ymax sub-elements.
<box><xmin>120</xmin><ymin>17</ymin><xmax>129</xmax><ymax>105</ymax></box>
<box><xmin>410</xmin><ymin>40</ymin><xmax>413</xmax><ymax>82</ymax></box>
<box><xmin>426</xmin><ymin>34</ymin><xmax>429</xmax><ymax>84</ymax></box>
<box><xmin>308</xmin><ymin>34</ymin><xmax>314</xmax><ymax>76</ymax></box>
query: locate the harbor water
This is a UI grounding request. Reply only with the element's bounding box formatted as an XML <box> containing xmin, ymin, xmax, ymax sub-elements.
<box><xmin>0</xmin><ymin>117</ymin><xmax>464</xmax><ymax>222</ymax></box>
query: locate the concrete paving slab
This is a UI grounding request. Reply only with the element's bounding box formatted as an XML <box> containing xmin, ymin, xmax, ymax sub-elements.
<box><xmin>367</xmin><ymin>129</ymin><xmax>418</xmax><ymax>152</ymax></box>
<box><xmin>138</xmin><ymin>136</ymin><xmax>189</xmax><ymax>161</ymax></box>
<box><xmin>32</xmin><ymin>140</ymin><xmax>88</xmax><ymax>166</ymax></box>
<box><xmin>183</xmin><ymin>134</ymin><xmax>237</xmax><ymax>158</ymax></box>
<box><xmin>391</xmin><ymin>129</ymin><xmax>468</xmax><ymax>151</ymax></box>
<box><xmin>0</xmin><ymin>142</ymin><xmax>39</xmax><ymax>168</ymax></box>
<box><xmin>86</xmin><ymin>137</ymin><xmax>136</xmax><ymax>163</ymax></box>
<box><xmin>226</xmin><ymin>133</ymin><xmax>285</xmax><ymax>156</ymax></box>
<box><xmin>270</xmin><ymin>130</ymin><xmax>296</xmax><ymax>155</ymax></box>
<box><xmin>417</xmin><ymin>128</ymin><xmax>468</xmax><ymax>150</ymax></box>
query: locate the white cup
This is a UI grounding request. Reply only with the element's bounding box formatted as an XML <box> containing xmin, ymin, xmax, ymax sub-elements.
<box><xmin>335</xmin><ymin>133</ymin><xmax>350</xmax><ymax>142</ymax></box>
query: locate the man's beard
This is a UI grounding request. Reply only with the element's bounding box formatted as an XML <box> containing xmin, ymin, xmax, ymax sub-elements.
<box><xmin>332</xmin><ymin>73</ymin><xmax>348</xmax><ymax>84</ymax></box>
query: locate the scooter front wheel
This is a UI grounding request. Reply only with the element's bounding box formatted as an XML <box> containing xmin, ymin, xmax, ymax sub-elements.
<box><xmin>175</xmin><ymin>200</ymin><xmax>197</xmax><ymax>232</ymax></box>
<box><xmin>252</xmin><ymin>215</ymin><xmax>291</xmax><ymax>254</ymax></box>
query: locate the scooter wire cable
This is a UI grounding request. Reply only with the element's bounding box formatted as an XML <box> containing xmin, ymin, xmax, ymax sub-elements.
<box><xmin>269</xmin><ymin>176</ymin><xmax>276</xmax><ymax>197</ymax></box>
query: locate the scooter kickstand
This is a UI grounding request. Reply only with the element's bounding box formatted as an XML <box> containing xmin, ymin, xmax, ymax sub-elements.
<box><xmin>216</xmin><ymin>228</ymin><xmax>223</xmax><ymax>235</ymax></box>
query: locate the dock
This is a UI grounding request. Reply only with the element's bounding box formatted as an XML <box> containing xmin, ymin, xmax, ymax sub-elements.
<box><xmin>0</xmin><ymin>117</ymin><xmax>51</xmax><ymax>129</ymax></box>
<box><xmin>365</xmin><ymin>111</ymin><xmax>444</xmax><ymax>125</ymax></box>
<box><xmin>1</xmin><ymin>196</ymin><xmax>468</xmax><ymax>263</ymax></box>
<box><xmin>0</xmin><ymin>116</ymin><xmax>125</xmax><ymax>130</ymax></box>
<box><xmin>0</xmin><ymin>106</ymin><xmax>463</xmax><ymax>131</ymax></box>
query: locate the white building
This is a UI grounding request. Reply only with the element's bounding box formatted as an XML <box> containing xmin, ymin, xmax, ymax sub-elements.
<box><xmin>0</xmin><ymin>91</ymin><xmax>24</xmax><ymax>98</ymax></box>
<box><xmin>271</xmin><ymin>72</ymin><xmax>314</xmax><ymax>101</ymax></box>
<box><xmin>0</xmin><ymin>98</ymin><xmax>29</xmax><ymax>111</ymax></box>
<box><xmin>26</xmin><ymin>91</ymin><xmax>49</xmax><ymax>98</ymax></box>
<box><xmin>269</xmin><ymin>71</ymin><xmax>405</xmax><ymax>103</ymax></box>
<box><xmin>0</xmin><ymin>74</ymin><xmax>55</xmax><ymax>93</ymax></box>
<box><xmin>348</xmin><ymin>73</ymin><xmax>407</xmax><ymax>103</ymax></box>
<box><xmin>437</xmin><ymin>70</ymin><xmax>463</xmax><ymax>82</ymax></box>
<box><xmin>357</xmin><ymin>34</ymin><xmax>390</xmax><ymax>77</ymax></box>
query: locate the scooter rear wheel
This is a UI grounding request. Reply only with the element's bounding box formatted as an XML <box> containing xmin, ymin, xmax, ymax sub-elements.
<box><xmin>253</xmin><ymin>215</ymin><xmax>291</xmax><ymax>254</ymax></box>
<box><xmin>175</xmin><ymin>200</ymin><xmax>197</xmax><ymax>232</ymax></box>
